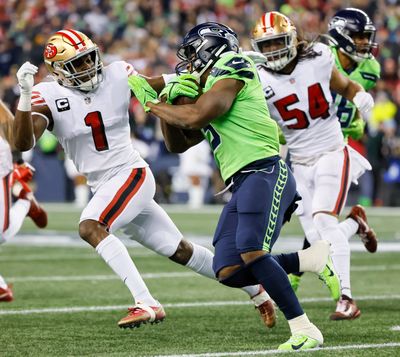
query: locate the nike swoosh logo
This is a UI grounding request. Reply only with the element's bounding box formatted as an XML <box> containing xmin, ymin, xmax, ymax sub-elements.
<box><xmin>231</xmin><ymin>60</ymin><xmax>244</xmax><ymax>65</ymax></box>
<box><xmin>326</xmin><ymin>265</ymin><xmax>334</xmax><ymax>277</ymax></box>
<box><xmin>292</xmin><ymin>339</ymin><xmax>307</xmax><ymax>350</ymax></box>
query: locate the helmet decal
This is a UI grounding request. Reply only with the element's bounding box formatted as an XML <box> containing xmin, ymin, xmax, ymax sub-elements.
<box><xmin>44</xmin><ymin>44</ymin><xmax>57</xmax><ymax>59</ymax></box>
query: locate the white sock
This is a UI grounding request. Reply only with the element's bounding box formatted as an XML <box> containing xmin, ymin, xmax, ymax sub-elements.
<box><xmin>339</xmin><ymin>218</ymin><xmax>359</xmax><ymax>241</ymax></box>
<box><xmin>314</xmin><ymin>214</ymin><xmax>351</xmax><ymax>298</ymax></box>
<box><xmin>2</xmin><ymin>199</ymin><xmax>31</xmax><ymax>242</ymax></box>
<box><xmin>298</xmin><ymin>240</ymin><xmax>330</xmax><ymax>274</ymax></box>
<box><xmin>185</xmin><ymin>243</ymin><xmax>215</xmax><ymax>279</ymax></box>
<box><xmin>74</xmin><ymin>185</ymin><xmax>89</xmax><ymax>208</ymax></box>
<box><xmin>96</xmin><ymin>234</ymin><xmax>158</xmax><ymax>306</ymax></box>
<box><xmin>288</xmin><ymin>314</ymin><xmax>323</xmax><ymax>344</ymax></box>
<box><xmin>188</xmin><ymin>185</ymin><xmax>204</xmax><ymax>208</ymax></box>
<box><xmin>0</xmin><ymin>275</ymin><xmax>7</xmax><ymax>289</ymax></box>
<box><xmin>248</xmin><ymin>287</ymin><xmax>272</xmax><ymax>306</ymax></box>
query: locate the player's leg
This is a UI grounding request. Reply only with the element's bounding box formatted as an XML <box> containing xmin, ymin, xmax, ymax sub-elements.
<box><xmin>122</xmin><ymin>199</ymin><xmax>276</xmax><ymax>328</ymax></box>
<box><xmin>217</xmin><ymin>160</ymin><xmax>323</xmax><ymax>350</ymax></box>
<box><xmin>79</xmin><ymin>166</ymin><xmax>164</xmax><ymax>328</ymax></box>
<box><xmin>0</xmin><ymin>274</ymin><xmax>13</xmax><ymax>302</ymax></box>
<box><xmin>312</xmin><ymin>147</ymin><xmax>360</xmax><ymax>320</ymax></box>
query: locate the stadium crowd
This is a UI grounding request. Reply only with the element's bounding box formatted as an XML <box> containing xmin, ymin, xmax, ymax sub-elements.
<box><xmin>0</xmin><ymin>0</ymin><xmax>399</xmax><ymax>206</ymax></box>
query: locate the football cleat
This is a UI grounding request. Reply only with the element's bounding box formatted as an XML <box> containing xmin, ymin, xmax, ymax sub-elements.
<box><xmin>347</xmin><ymin>205</ymin><xmax>377</xmax><ymax>253</ymax></box>
<box><xmin>251</xmin><ymin>287</ymin><xmax>276</xmax><ymax>328</ymax></box>
<box><xmin>330</xmin><ymin>294</ymin><xmax>361</xmax><ymax>321</ymax></box>
<box><xmin>318</xmin><ymin>257</ymin><xmax>341</xmax><ymax>302</ymax></box>
<box><xmin>288</xmin><ymin>274</ymin><xmax>301</xmax><ymax>293</ymax></box>
<box><xmin>19</xmin><ymin>189</ymin><xmax>48</xmax><ymax>228</ymax></box>
<box><xmin>0</xmin><ymin>284</ymin><xmax>13</xmax><ymax>302</ymax></box>
<box><xmin>118</xmin><ymin>303</ymin><xmax>166</xmax><ymax>329</ymax></box>
<box><xmin>278</xmin><ymin>334</ymin><xmax>320</xmax><ymax>351</ymax></box>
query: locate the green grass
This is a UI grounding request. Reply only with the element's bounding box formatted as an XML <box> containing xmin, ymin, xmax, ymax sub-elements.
<box><xmin>1</xmin><ymin>204</ymin><xmax>400</xmax><ymax>356</ymax></box>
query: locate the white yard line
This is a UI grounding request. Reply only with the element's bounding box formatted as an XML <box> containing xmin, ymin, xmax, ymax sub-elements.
<box><xmin>391</xmin><ymin>326</ymin><xmax>400</xmax><ymax>331</ymax></box>
<box><xmin>0</xmin><ymin>294</ymin><xmax>400</xmax><ymax>316</ymax></box>
<box><xmin>154</xmin><ymin>342</ymin><xmax>400</xmax><ymax>357</ymax></box>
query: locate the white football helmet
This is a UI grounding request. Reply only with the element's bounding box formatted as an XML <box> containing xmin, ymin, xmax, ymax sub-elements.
<box><xmin>251</xmin><ymin>12</ymin><xmax>298</xmax><ymax>71</ymax></box>
<box><xmin>43</xmin><ymin>29</ymin><xmax>103</xmax><ymax>91</ymax></box>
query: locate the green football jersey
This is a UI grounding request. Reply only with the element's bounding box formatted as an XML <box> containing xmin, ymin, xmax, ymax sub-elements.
<box><xmin>331</xmin><ymin>46</ymin><xmax>380</xmax><ymax>129</ymax></box>
<box><xmin>202</xmin><ymin>52</ymin><xmax>279</xmax><ymax>182</ymax></box>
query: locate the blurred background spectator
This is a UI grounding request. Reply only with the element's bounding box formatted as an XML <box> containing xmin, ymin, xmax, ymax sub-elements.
<box><xmin>1</xmin><ymin>0</ymin><xmax>399</xmax><ymax>206</ymax></box>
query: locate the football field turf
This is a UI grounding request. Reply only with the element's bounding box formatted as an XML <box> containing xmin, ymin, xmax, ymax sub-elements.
<box><xmin>0</xmin><ymin>204</ymin><xmax>400</xmax><ymax>356</ymax></box>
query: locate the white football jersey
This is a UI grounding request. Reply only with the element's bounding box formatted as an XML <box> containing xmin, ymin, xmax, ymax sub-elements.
<box><xmin>31</xmin><ymin>61</ymin><xmax>147</xmax><ymax>188</ymax></box>
<box><xmin>0</xmin><ymin>137</ymin><xmax>12</xmax><ymax>178</ymax></box>
<box><xmin>258</xmin><ymin>43</ymin><xmax>344</xmax><ymax>164</ymax></box>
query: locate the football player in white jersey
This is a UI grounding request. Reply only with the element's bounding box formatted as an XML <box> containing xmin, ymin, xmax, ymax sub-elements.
<box><xmin>13</xmin><ymin>29</ymin><xmax>275</xmax><ymax>328</ymax></box>
<box><xmin>0</xmin><ymin>100</ymin><xmax>48</xmax><ymax>302</ymax></box>
<box><xmin>251</xmin><ymin>12</ymin><xmax>376</xmax><ymax>320</ymax></box>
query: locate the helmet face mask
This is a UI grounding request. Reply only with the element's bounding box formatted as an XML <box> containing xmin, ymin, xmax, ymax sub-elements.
<box><xmin>175</xmin><ymin>22</ymin><xmax>240</xmax><ymax>77</ymax></box>
<box><xmin>251</xmin><ymin>12</ymin><xmax>298</xmax><ymax>71</ymax></box>
<box><xmin>44</xmin><ymin>29</ymin><xmax>103</xmax><ymax>92</ymax></box>
<box><xmin>328</xmin><ymin>8</ymin><xmax>377</xmax><ymax>62</ymax></box>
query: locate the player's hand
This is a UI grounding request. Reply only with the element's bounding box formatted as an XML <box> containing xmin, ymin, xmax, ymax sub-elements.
<box><xmin>242</xmin><ymin>50</ymin><xmax>266</xmax><ymax>64</ymax></box>
<box><xmin>353</xmin><ymin>92</ymin><xmax>374</xmax><ymax>118</ymax></box>
<box><xmin>16</xmin><ymin>62</ymin><xmax>38</xmax><ymax>95</ymax></box>
<box><xmin>12</xmin><ymin>163</ymin><xmax>34</xmax><ymax>187</ymax></box>
<box><xmin>159</xmin><ymin>74</ymin><xmax>199</xmax><ymax>104</ymax></box>
<box><xmin>342</xmin><ymin>117</ymin><xmax>366</xmax><ymax>140</ymax></box>
<box><xmin>128</xmin><ymin>75</ymin><xmax>159</xmax><ymax>112</ymax></box>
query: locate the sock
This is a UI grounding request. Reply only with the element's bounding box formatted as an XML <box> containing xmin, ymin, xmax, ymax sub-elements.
<box><xmin>96</xmin><ymin>234</ymin><xmax>158</xmax><ymax>306</ymax></box>
<box><xmin>339</xmin><ymin>218</ymin><xmax>359</xmax><ymax>241</ymax></box>
<box><xmin>288</xmin><ymin>314</ymin><xmax>323</xmax><ymax>344</ymax></box>
<box><xmin>314</xmin><ymin>214</ymin><xmax>351</xmax><ymax>298</ymax></box>
<box><xmin>2</xmin><ymin>199</ymin><xmax>30</xmax><ymax>242</ymax></box>
<box><xmin>298</xmin><ymin>240</ymin><xmax>330</xmax><ymax>274</ymax></box>
<box><xmin>188</xmin><ymin>185</ymin><xmax>204</xmax><ymax>208</ymax></box>
<box><xmin>0</xmin><ymin>275</ymin><xmax>7</xmax><ymax>289</ymax></box>
<box><xmin>249</xmin><ymin>254</ymin><xmax>304</xmax><ymax>320</ymax></box>
<box><xmin>272</xmin><ymin>252</ymin><xmax>300</xmax><ymax>274</ymax></box>
<box><xmin>74</xmin><ymin>184</ymin><xmax>89</xmax><ymax>208</ymax></box>
<box><xmin>292</xmin><ymin>237</ymin><xmax>310</xmax><ymax>277</ymax></box>
<box><xmin>185</xmin><ymin>243</ymin><xmax>215</xmax><ymax>279</ymax></box>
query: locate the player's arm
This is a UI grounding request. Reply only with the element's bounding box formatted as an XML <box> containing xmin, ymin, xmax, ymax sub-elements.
<box><xmin>330</xmin><ymin>66</ymin><xmax>374</xmax><ymax>119</ymax></box>
<box><xmin>148</xmin><ymin>78</ymin><xmax>244</xmax><ymax>130</ymax></box>
<box><xmin>13</xmin><ymin>62</ymin><xmax>49</xmax><ymax>151</ymax></box>
<box><xmin>160</xmin><ymin>121</ymin><xmax>204</xmax><ymax>153</ymax></box>
<box><xmin>0</xmin><ymin>100</ymin><xmax>14</xmax><ymax>147</ymax></box>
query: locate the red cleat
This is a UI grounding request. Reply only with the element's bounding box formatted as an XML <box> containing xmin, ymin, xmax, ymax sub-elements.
<box><xmin>19</xmin><ymin>190</ymin><xmax>48</xmax><ymax>229</ymax></box>
<box><xmin>251</xmin><ymin>287</ymin><xmax>276</xmax><ymax>328</ymax></box>
<box><xmin>118</xmin><ymin>303</ymin><xmax>166</xmax><ymax>329</ymax></box>
<box><xmin>347</xmin><ymin>205</ymin><xmax>377</xmax><ymax>253</ymax></box>
<box><xmin>0</xmin><ymin>284</ymin><xmax>13</xmax><ymax>302</ymax></box>
<box><xmin>330</xmin><ymin>295</ymin><xmax>361</xmax><ymax>321</ymax></box>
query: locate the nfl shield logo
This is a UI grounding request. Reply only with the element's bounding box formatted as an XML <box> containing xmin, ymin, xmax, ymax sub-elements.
<box><xmin>290</xmin><ymin>78</ymin><xmax>296</xmax><ymax>84</ymax></box>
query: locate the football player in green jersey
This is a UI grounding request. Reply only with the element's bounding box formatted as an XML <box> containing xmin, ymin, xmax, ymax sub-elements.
<box><xmin>129</xmin><ymin>22</ymin><xmax>344</xmax><ymax>351</ymax></box>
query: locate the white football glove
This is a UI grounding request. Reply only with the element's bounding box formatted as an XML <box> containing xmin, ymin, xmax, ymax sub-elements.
<box><xmin>353</xmin><ymin>92</ymin><xmax>374</xmax><ymax>119</ymax></box>
<box><xmin>242</xmin><ymin>50</ymin><xmax>267</xmax><ymax>65</ymax></box>
<box><xmin>16</xmin><ymin>61</ymin><xmax>38</xmax><ymax>95</ymax></box>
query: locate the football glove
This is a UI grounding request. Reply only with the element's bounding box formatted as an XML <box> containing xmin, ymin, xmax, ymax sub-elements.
<box><xmin>128</xmin><ymin>75</ymin><xmax>159</xmax><ymax>112</ymax></box>
<box><xmin>342</xmin><ymin>117</ymin><xmax>366</xmax><ymax>140</ymax></box>
<box><xmin>353</xmin><ymin>92</ymin><xmax>374</xmax><ymax>119</ymax></box>
<box><xmin>12</xmin><ymin>163</ymin><xmax>35</xmax><ymax>192</ymax></box>
<box><xmin>241</xmin><ymin>50</ymin><xmax>267</xmax><ymax>65</ymax></box>
<box><xmin>159</xmin><ymin>74</ymin><xmax>199</xmax><ymax>104</ymax></box>
<box><xmin>16</xmin><ymin>62</ymin><xmax>38</xmax><ymax>95</ymax></box>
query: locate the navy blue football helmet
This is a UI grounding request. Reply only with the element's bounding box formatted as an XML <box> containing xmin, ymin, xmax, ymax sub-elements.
<box><xmin>328</xmin><ymin>8</ymin><xmax>377</xmax><ymax>62</ymax></box>
<box><xmin>175</xmin><ymin>22</ymin><xmax>240</xmax><ymax>77</ymax></box>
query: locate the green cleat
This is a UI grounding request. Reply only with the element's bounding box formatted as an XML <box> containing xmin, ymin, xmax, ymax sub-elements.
<box><xmin>318</xmin><ymin>257</ymin><xmax>341</xmax><ymax>302</ymax></box>
<box><xmin>278</xmin><ymin>334</ymin><xmax>320</xmax><ymax>350</ymax></box>
<box><xmin>288</xmin><ymin>274</ymin><xmax>301</xmax><ymax>293</ymax></box>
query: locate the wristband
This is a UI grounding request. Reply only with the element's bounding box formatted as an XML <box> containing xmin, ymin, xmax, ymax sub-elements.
<box><xmin>17</xmin><ymin>92</ymin><xmax>32</xmax><ymax>112</ymax></box>
<box><xmin>162</xmin><ymin>73</ymin><xmax>177</xmax><ymax>85</ymax></box>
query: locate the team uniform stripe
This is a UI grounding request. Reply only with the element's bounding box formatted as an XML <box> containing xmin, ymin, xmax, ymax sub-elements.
<box><xmin>2</xmin><ymin>174</ymin><xmax>10</xmax><ymax>232</ymax></box>
<box><xmin>66</xmin><ymin>29</ymin><xmax>85</xmax><ymax>45</ymax></box>
<box><xmin>333</xmin><ymin>146</ymin><xmax>350</xmax><ymax>215</ymax></box>
<box><xmin>55</xmin><ymin>31</ymin><xmax>79</xmax><ymax>49</ymax></box>
<box><xmin>99</xmin><ymin>168</ymin><xmax>146</xmax><ymax>228</ymax></box>
<box><xmin>269</xmin><ymin>12</ymin><xmax>274</xmax><ymax>27</ymax></box>
<box><xmin>261</xmin><ymin>13</ymin><xmax>267</xmax><ymax>29</ymax></box>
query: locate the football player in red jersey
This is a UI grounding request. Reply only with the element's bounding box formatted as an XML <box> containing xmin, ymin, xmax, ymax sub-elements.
<box><xmin>0</xmin><ymin>100</ymin><xmax>47</xmax><ymax>302</ymax></box>
<box><xmin>13</xmin><ymin>29</ymin><xmax>275</xmax><ymax>328</ymax></box>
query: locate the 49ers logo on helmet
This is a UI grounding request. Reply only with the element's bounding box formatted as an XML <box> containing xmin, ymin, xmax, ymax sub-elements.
<box><xmin>44</xmin><ymin>44</ymin><xmax>57</xmax><ymax>59</ymax></box>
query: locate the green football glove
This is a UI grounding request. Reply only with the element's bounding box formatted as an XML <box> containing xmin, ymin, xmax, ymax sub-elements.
<box><xmin>128</xmin><ymin>75</ymin><xmax>159</xmax><ymax>112</ymax></box>
<box><xmin>278</xmin><ymin>126</ymin><xmax>287</xmax><ymax>145</ymax></box>
<box><xmin>160</xmin><ymin>74</ymin><xmax>199</xmax><ymax>104</ymax></box>
<box><xmin>342</xmin><ymin>117</ymin><xmax>366</xmax><ymax>140</ymax></box>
